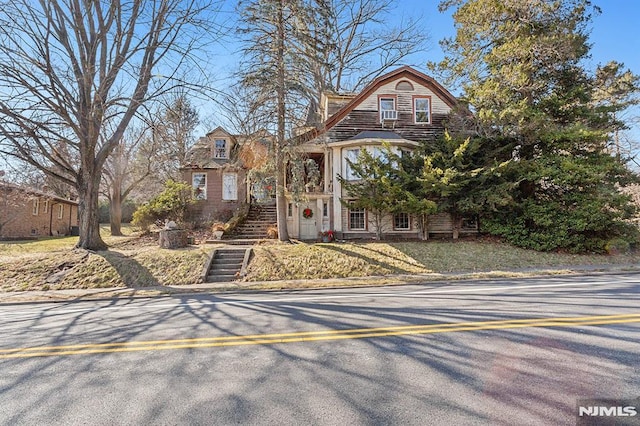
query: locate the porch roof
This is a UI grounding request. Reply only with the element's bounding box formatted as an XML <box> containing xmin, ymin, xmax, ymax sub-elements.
<box><xmin>347</xmin><ymin>131</ymin><xmax>404</xmax><ymax>140</ymax></box>
<box><xmin>328</xmin><ymin>131</ymin><xmax>420</xmax><ymax>148</ymax></box>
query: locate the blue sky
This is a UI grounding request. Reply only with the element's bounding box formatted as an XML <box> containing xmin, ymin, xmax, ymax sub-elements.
<box><xmin>400</xmin><ymin>1</ymin><xmax>640</xmax><ymax>75</ymax></box>
<box><xmin>207</xmin><ymin>1</ymin><xmax>639</xmax><ymax>147</ymax></box>
<box><xmin>391</xmin><ymin>1</ymin><xmax>640</xmax><ymax>146</ymax></box>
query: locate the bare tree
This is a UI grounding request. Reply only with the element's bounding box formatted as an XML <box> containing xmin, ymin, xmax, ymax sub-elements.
<box><xmin>0</xmin><ymin>0</ymin><xmax>219</xmax><ymax>250</ymax></box>
<box><xmin>101</xmin><ymin>124</ymin><xmax>156</xmax><ymax>236</ymax></box>
<box><xmin>238</xmin><ymin>0</ymin><xmax>326</xmax><ymax>241</ymax></box>
<box><xmin>311</xmin><ymin>0</ymin><xmax>429</xmax><ymax>104</ymax></box>
<box><xmin>151</xmin><ymin>90</ymin><xmax>200</xmax><ymax>183</ymax></box>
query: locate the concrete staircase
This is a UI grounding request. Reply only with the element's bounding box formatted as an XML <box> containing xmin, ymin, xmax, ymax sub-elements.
<box><xmin>229</xmin><ymin>203</ymin><xmax>277</xmax><ymax>240</ymax></box>
<box><xmin>204</xmin><ymin>248</ymin><xmax>250</xmax><ymax>282</ymax></box>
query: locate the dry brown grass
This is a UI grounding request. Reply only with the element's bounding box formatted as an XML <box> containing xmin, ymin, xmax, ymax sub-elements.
<box><xmin>0</xmin><ymin>225</ymin><xmax>223</xmax><ymax>292</ymax></box>
<box><xmin>2</xmin><ymin>230</ymin><xmax>639</xmax><ymax>292</ymax></box>
<box><xmin>243</xmin><ymin>239</ymin><xmax>640</xmax><ymax>282</ymax></box>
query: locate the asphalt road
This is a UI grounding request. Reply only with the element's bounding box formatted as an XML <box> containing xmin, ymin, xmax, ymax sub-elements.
<box><xmin>0</xmin><ymin>274</ymin><xmax>639</xmax><ymax>425</ymax></box>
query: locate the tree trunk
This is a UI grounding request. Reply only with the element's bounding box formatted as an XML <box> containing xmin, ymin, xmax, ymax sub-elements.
<box><xmin>110</xmin><ymin>195</ymin><xmax>123</xmax><ymax>236</ymax></box>
<box><xmin>452</xmin><ymin>213</ymin><xmax>460</xmax><ymax>240</ymax></box>
<box><xmin>76</xmin><ymin>169</ymin><xmax>107</xmax><ymax>250</ymax></box>
<box><xmin>109</xmin><ymin>184</ymin><xmax>123</xmax><ymax>236</ymax></box>
<box><xmin>419</xmin><ymin>214</ymin><xmax>429</xmax><ymax>240</ymax></box>
<box><xmin>275</xmin><ymin>0</ymin><xmax>289</xmax><ymax>242</ymax></box>
<box><xmin>375</xmin><ymin>213</ymin><xmax>384</xmax><ymax>240</ymax></box>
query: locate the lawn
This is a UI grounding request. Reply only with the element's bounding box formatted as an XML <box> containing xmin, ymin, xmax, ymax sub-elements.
<box><xmin>1</xmin><ymin>229</ymin><xmax>639</xmax><ymax>292</ymax></box>
<box><xmin>243</xmin><ymin>239</ymin><xmax>640</xmax><ymax>281</ymax></box>
<box><xmin>0</xmin><ymin>225</ymin><xmax>223</xmax><ymax>292</ymax></box>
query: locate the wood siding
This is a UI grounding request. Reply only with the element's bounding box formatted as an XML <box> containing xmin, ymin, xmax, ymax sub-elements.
<box><xmin>327</xmin><ymin>111</ymin><xmax>449</xmax><ymax>142</ymax></box>
<box><xmin>326</xmin><ymin>78</ymin><xmax>452</xmax><ymax>143</ymax></box>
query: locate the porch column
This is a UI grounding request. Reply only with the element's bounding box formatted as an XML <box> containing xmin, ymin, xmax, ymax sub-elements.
<box><xmin>324</xmin><ymin>148</ymin><xmax>331</xmax><ymax>193</ymax></box>
<box><xmin>332</xmin><ymin>146</ymin><xmax>342</xmax><ymax>232</ymax></box>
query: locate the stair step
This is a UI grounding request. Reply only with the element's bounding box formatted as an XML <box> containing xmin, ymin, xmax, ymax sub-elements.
<box><xmin>212</xmin><ymin>259</ymin><xmax>244</xmax><ymax>264</ymax></box>
<box><xmin>213</xmin><ymin>258</ymin><xmax>243</xmax><ymax>264</ymax></box>
<box><xmin>207</xmin><ymin>275</ymin><xmax>238</xmax><ymax>282</ymax></box>
<box><xmin>215</xmin><ymin>253</ymin><xmax>245</xmax><ymax>259</ymax></box>
<box><xmin>211</xmin><ymin>269</ymin><xmax>241</xmax><ymax>275</ymax></box>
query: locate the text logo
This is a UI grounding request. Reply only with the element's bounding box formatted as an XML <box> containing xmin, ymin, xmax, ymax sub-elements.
<box><xmin>577</xmin><ymin>398</ymin><xmax>640</xmax><ymax>426</ymax></box>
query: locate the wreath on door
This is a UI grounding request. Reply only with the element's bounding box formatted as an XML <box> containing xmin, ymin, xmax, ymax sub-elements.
<box><xmin>302</xmin><ymin>208</ymin><xmax>313</xmax><ymax>219</ymax></box>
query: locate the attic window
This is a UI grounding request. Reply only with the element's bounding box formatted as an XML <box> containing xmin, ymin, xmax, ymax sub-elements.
<box><xmin>214</xmin><ymin>139</ymin><xmax>227</xmax><ymax>159</ymax></box>
<box><xmin>395</xmin><ymin>81</ymin><xmax>414</xmax><ymax>91</ymax></box>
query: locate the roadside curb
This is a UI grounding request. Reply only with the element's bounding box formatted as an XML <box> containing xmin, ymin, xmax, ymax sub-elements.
<box><xmin>1</xmin><ymin>263</ymin><xmax>638</xmax><ymax>305</ymax></box>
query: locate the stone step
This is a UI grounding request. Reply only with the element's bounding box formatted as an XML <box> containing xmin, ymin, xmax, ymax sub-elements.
<box><xmin>210</xmin><ymin>268</ymin><xmax>242</xmax><ymax>275</ymax></box>
<box><xmin>204</xmin><ymin>247</ymin><xmax>253</xmax><ymax>283</ymax></box>
<box><xmin>214</xmin><ymin>253</ymin><xmax>245</xmax><ymax>260</ymax></box>
<box><xmin>206</xmin><ymin>274</ymin><xmax>238</xmax><ymax>282</ymax></box>
<box><xmin>211</xmin><ymin>258</ymin><xmax>244</xmax><ymax>265</ymax></box>
<box><xmin>215</xmin><ymin>250</ymin><xmax>246</xmax><ymax>255</ymax></box>
<box><xmin>220</xmin><ymin>239</ymin><xmax>260</xmax><ymax>245</ymax></box>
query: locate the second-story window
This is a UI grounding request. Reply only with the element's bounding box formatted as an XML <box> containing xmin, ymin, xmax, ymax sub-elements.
<box><xmin>414</xmin><ymin>96</ymin><xmax>431</xmax><ymax>124</ymax></box>
<box><xmin>379</xmin><ymin>97</ymin><xmax>397</xmax><ymax>121</ymax></box>
<box><xmin>214</xmin><ymin>139</ymin><xmax>227</xmax><ymax>159</ymax></box>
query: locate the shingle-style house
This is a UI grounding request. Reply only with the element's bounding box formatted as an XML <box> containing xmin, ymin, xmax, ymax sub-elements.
<box><xmin>184</xmin><ymin>66</ymin><xmax>478</xmax><ymax>240</ymax></box>
<box><xmin>0</xmin><ymin>181</ymin><xmax>79</xmax><ymax>239</ymax></box>
<box><xmin>287</xmin><ymin>66</ymin><xmax>478</xmax><ymax>240</ymax></box>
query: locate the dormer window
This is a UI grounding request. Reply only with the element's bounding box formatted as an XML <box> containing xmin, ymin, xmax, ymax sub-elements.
<box><xmin>379</xmin><ymin>96</ymin><xmax>397</xmax><ymax>121</ymax></box>
<box><xmin>414</xmin><ymin>96</ymin><xmax>431</xmax><ymax>124</ymax></box>
<box><xmin>214</xmin><ymin>139</ymin><xmax>227</xmax><ymax>159</ymax></box>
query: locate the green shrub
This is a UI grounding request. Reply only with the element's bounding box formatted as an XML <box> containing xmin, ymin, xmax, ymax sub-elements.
<box><xmin>605</xmin><ymin>238</ymin><xmax>631</xmax><ymax>255</ymax></box>
<box><xmin>132</xmin><ymin>180</ymin><xmax>194</xmax><ymax>232</ymax></box>
<box><xmin>481</xmin><ymin>199</ymin><xmax>639</xmax><ymax>254</ymax></box>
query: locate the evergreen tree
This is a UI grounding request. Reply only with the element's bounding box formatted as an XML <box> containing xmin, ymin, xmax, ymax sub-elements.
<box><xmin>238</xmin><ymin>0</ymin><xmax>329</xmax><ymax>241</ymax></box>
<box><xmin>338</xmin><ymin>144</ymin><xmax>436</xmax><ymax>240</ymax></box>
<box><xmin>432</xmin><ymin>0</ymin><xmax>640</xmax><ymax>252</ymax></box>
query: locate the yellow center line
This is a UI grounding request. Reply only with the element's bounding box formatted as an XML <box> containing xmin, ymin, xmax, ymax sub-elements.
<box><xmin>1</xmin><ymin>313</ymin><xmax>638</xmax><ymax>359</ymax></box>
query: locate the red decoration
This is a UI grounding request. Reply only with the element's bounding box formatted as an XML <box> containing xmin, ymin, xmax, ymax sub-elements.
<box><xmin>302</xmin><ymin>208</ymin><xmax>313</xmax><ymax>219</ymax></box>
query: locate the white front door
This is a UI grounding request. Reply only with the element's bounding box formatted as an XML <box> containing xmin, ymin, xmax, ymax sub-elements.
<box><xmin>299</xmin><ymin>203</ymin><xmax>317</xmax><ymax>240</ymax></box>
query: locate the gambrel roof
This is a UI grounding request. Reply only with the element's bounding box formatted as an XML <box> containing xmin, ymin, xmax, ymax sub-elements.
<box><xmin>295</xmin><ymin>66</ymin><xmax>460</xmax><ymax>145</ymax></box>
